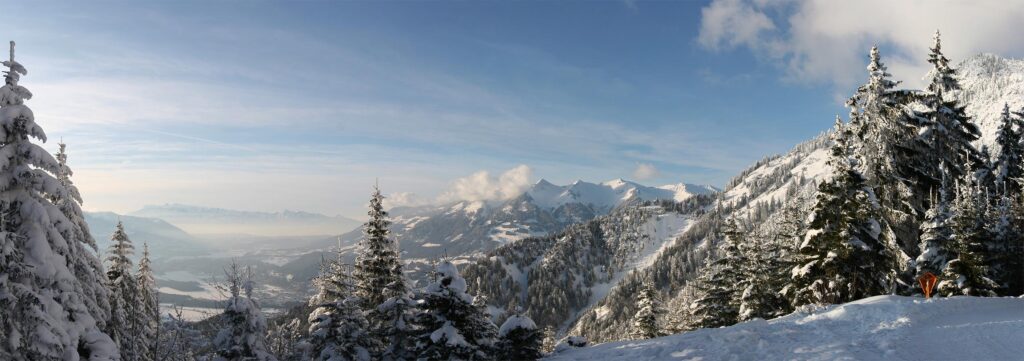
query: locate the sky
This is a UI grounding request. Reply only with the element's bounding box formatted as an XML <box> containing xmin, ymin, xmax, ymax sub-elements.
<box><xmin>3</xmin><ymin>0</ymin><xmax>1024</xmax><ymax>219</ymax></box>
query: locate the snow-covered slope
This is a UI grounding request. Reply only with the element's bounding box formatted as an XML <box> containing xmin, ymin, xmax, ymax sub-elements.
<box><xmin>957</xmin><ymin>53</ymin><xmax>1024</xmax><ymax>150</ymax></box>
<box><xmin>550</xmin><ymin>295</ymin><xmax>1024</xmax><ymax>361</ymax></box>
<box><xmin>463</xmin><ymin>197</ymin><xmax>713</xmax><ymax>332</ymax></box>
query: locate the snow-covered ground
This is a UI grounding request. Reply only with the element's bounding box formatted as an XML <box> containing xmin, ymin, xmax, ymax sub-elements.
<box><xmin>550</xmin><ymin>295</ymin><xmax>1024</xmax><ymax>361</ymax></box>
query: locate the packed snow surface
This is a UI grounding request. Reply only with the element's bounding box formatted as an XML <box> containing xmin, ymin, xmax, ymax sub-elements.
<box><xmin>549</xmin><ymin>295</ymin><xmax>1024</xmax><ymax>361</ymax></box>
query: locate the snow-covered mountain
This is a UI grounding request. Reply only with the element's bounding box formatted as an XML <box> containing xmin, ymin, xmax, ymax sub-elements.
<box><xmin>331</xmin><ymin>179</ymin><xmax>717</xmax><ymax>261</ymax></box>
<box><xmin>550</xmin><ymin>295</ymin><xmax>1024</xmax><ymax>360</ymax></box>
<box><xmin>129</xmin><ymin>204</ymin><xmax>361</xmax><ymax>237</ymax></box>
<box><xmin>527</xmin><ymin>179</ymin><xmax>716</xmax><ymax>210</ymax></box>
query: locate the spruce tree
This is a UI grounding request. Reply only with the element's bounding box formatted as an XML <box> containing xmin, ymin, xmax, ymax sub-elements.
<box><xmin>137</xmin><ymin>242</ymin><xmax>159</xmax><ymax>361</ymax></box>
<box><xmin>306</xmin><ymin>259</ymin><xmax>377</xmax><ymax>361</ymax></box>
<box><xmin>107</xmin><ymin>221</ymin><xmax>144</xmax><ymax>360</ymax></box>
<box><xmin>791</xmin><ymin>118</ymin><xmax>892</xmax><ymax>306</ymax></box>
<box><xmin>988</xmin><ymin>191</ymin><xmax>1024</xmax><ymax>295</ymax></box>
<box><xmin>213</xmin><ymin>262</ymin><xmax>277</xmax><ymax>361</ymax></box>
<box><xmin>354</xmin><ymin>185</ymin><xmax>402</xmax><ymax>310</ymax></box>
<box><xmin>846</xmin><ymin>45</ymin><xmax>923</xmax><ymax>258</ymax></box>
<box><xmin>0</xmin><ymin>41</ymin><xmax>116</xmax><ymax>360</ymax></box>
<box><xmin>916</xmin><ymin>31</ymin><xmax>982</xmax><ymax>200</ymax></box>
<box><xmin>915</xmin><ymin>167</ymin><xmax>955</xmax><ymax>279</ymax></box>
<box><xmin>688</xmin><ymin>218</ymin><xmax>745</xmax><ymax>329</ymax></box>
<box><xmin>631</xmin><ymin>281</ymin><xmax>664</xmax><ymax>339</ymax></box>
<box><xmin>412</xmin><ymin>261</ymin><xmax>497</xmax><ymax>360</ymax></box>
<box><xmin>377</xmin><ymin>261</ymin><xmax>415</xmax><ymax>361</ymax></box>
<box><xmin>496</xmin><ymin>309</ymin><xmax>543</xmax><ymax>360</ymax></box>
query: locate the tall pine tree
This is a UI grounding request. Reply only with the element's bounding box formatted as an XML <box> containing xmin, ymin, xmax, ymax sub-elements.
<box><xmin>137</xmin><ymin>242</ymin><xmax>159</xmax><ymax>361</ymax></box>
<box><xmin>353</xmin><ymin>185</ymin><xmax>404</xmax><ymax>314</ymax></box>
<box><xmin>915</xmin><ymin>31</ymin><xmax>982</xmax><ymax>205</ymax></box>
<box><xmin>107</xmin><ymin>221</ymin><xmax>144</xmax><ymax>360</ymax></box>
<box><xmin>791</xmin><ymin>118</ymin><xmax>892</xmax><ymax>306</ymax></box>
<box><xmin>992</xmin><ymin>104</ymin><xmax>1022</xmax><ymax>197</ymax></box>
<box><xmin>0</xmin><ymin>41</ymin><xmax>116</xmax><ymax>360</ymax></box>
<box><xmin>846</xmin><ymin>45</ymin><xmax>922</xmax><ymax>259</ymax></box>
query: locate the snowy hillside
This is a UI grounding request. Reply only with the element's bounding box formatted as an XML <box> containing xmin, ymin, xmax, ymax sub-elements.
<box><xmin>549</xmin><ymin>295</ymin><xmax>1024</xmax><ymax>361</ymax></box>
<box><xmin>957</xmin><ymin>53</ymin><xmax>1024</xmax><ymax>150</ymax></box>
<box><xmin>463</xmin><ymin>197</ymin><xmax>713</xmax><ymax>332</ymax></box>
<box><xmin>130</xmin><ymin>203</ymin><xmax>361</xmax><ymax>236</ymax></box>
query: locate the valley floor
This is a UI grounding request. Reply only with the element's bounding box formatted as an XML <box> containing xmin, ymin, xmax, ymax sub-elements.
<box><xmin>548</xmin><ymin>295</ymin><xmax>1024</xmax><ymax>361</ymax></box>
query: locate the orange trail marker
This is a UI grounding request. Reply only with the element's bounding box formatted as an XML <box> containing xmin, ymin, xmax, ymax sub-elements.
<box><xmin>918</xmin><ymin>272</ymin><xmax>938</xmax><ymax>298</ymax></box>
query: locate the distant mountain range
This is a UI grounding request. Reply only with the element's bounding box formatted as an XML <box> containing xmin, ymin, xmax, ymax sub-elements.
<box><xmin>84</xmin><ymin>211</ymin><xmax>208</xmax><ymax>258</ymax></box>
<box><xmin>128</xmin><ymin>203</ymin><xmax>362</xmax><ymax>237</ymax></box>
<box><xmin>331</xmin><ymin>178</ymin><xmax>718</xmax><ymax>260</ymax></box>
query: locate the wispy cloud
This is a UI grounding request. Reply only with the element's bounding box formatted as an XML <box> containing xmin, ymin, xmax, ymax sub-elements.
<box><xmin>698</xmin><ymin>0</ymin><xmax>1024</xmax><ymax>90</ymax></box>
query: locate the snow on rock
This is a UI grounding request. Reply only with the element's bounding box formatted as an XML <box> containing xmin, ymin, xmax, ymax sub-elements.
<box><xmin>548</xmin><ymin>295</ymin><xmax>1024</xmax><ymax>361</ymax></box>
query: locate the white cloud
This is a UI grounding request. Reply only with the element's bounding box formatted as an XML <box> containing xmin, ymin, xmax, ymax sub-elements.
<box><xmin>698</xmin><ymin>0</ymin><xmax>1024</xmax><ymax>90</ymax></box>
<box><xmin>386</xmin><ymin>192</ymin><xmax>430</xmax><ymax>208</ymax></box>
<box><xmin>438</xmin><ymin>165</ymin><xmax>535</xmax><ymax>203</ymax></box>
<box><xmin>697</xmin><ymin>0</ymin><xmax>777</xmax><ymax>52</ymax></box>
<box><xmin>633</xmin><ymin>163</ymin><xmax>661</xmax><ymax>181</ymax></box>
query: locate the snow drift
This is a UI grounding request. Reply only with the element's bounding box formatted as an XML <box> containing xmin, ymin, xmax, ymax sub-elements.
<box><xmin>549</xmin><ymin>295</ymin><xmax>1024</xmax><ymax>361</ymax></box>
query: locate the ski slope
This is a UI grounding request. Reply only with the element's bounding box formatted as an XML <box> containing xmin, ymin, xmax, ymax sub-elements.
<box><xmin>549</xmin><ymin>295</ymin><xmax>1024</xmax><ymax>361</ymax></box>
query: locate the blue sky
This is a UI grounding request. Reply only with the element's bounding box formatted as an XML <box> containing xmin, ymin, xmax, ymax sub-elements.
<box><xmin>5</xmin><ymin>1</ymin><xmax>1023</xmax><ymax>219</ymax></box>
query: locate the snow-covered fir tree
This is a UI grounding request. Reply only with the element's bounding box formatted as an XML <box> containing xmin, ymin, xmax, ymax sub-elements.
<box><xmin>631</xmin><ymin>281</ymin><xmax>664</xmax><ymax>339</ymax></box>
<box><xmin>213</xmin><ymin>262</ymin><xmax>277</xmax><ymax>361</ymax></box>
<box><xmin>353</xmin><ymin>185</ymin><xmax>403</xmax><ymax>310</ymax></box>
<box><xmin>412</xmin><ymin>261</ymin><xmax>497</xmax><ymax>360</ymax></box>
<box><xmin>377</xmin><ymin>260</ymin><xmax>415</xmax><ymax>361</ymax></box>
<box><xmin>992</xmin><ymin>104</ymin><xmax>1023</xmax><ymax>197</ymax></box>
<box><xmin>942</xmin><ymin>168</ymin><xmax>1003</xmax><ymax>297</ymax></box>
<box><xmin>137</xmin><ymin>242</ymin><xmax>159</xmax><ymax>361</ymax></box>
<box><xmin>737</xmin><ymin>231</ymin><xmax>786</xmax><ymax>321</ymax></box>
<box><xmin>687</xmin><ymin>218</ymin><xmax>745</xmax><ymax>329</ymax></box>
<box><xmin>306</xmin><ymin>258</ymin><xmax>377</xmax><ymax>361</ymax></box>
<box><xmin>107</xmin><ymin>221</ymin><xmax>144</xmax><ymax>360</ymax></box>
<box><xmin>916</xmin><ymin>31</ymin><xmax>982</xmax><ymax>200</ymax></box>
<box><xmin>496</xmin><ymin>309</ymin><xmax>542</xmax><ymax>360</ymax></box>
<box><xmin>915</xmin><ymin>167</ymin><xmax>955</xmax><ymax>279</ymax></box>
<box><xmin>987</xmin><ymin>190</ymin><xmax>1024</xmax><ymax>295</ymax></box>
<box><xmin>790</xmin><ymin>118</ymin><xmax>893</xmax><ymax>306</ymax></box>
<box><xmin>0</xmin><ymin>41</ymin><xmax>116</xmax><ymax>360</ymax></box>
<box><xmin>845</xmin><ymin>45</ymin><xmax>921</xmax><ymax>257</ymax></box>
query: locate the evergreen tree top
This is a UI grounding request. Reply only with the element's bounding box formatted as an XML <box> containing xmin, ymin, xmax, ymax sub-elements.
<box><xmin>927</xmin><ymin>30</ymin><xmax>959</xmax><ymax>95</ymax></box>
<box><xmin>107</xmin><ymin>221</ymin><xmax>135</xmax><ymax>272</ymax></box>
